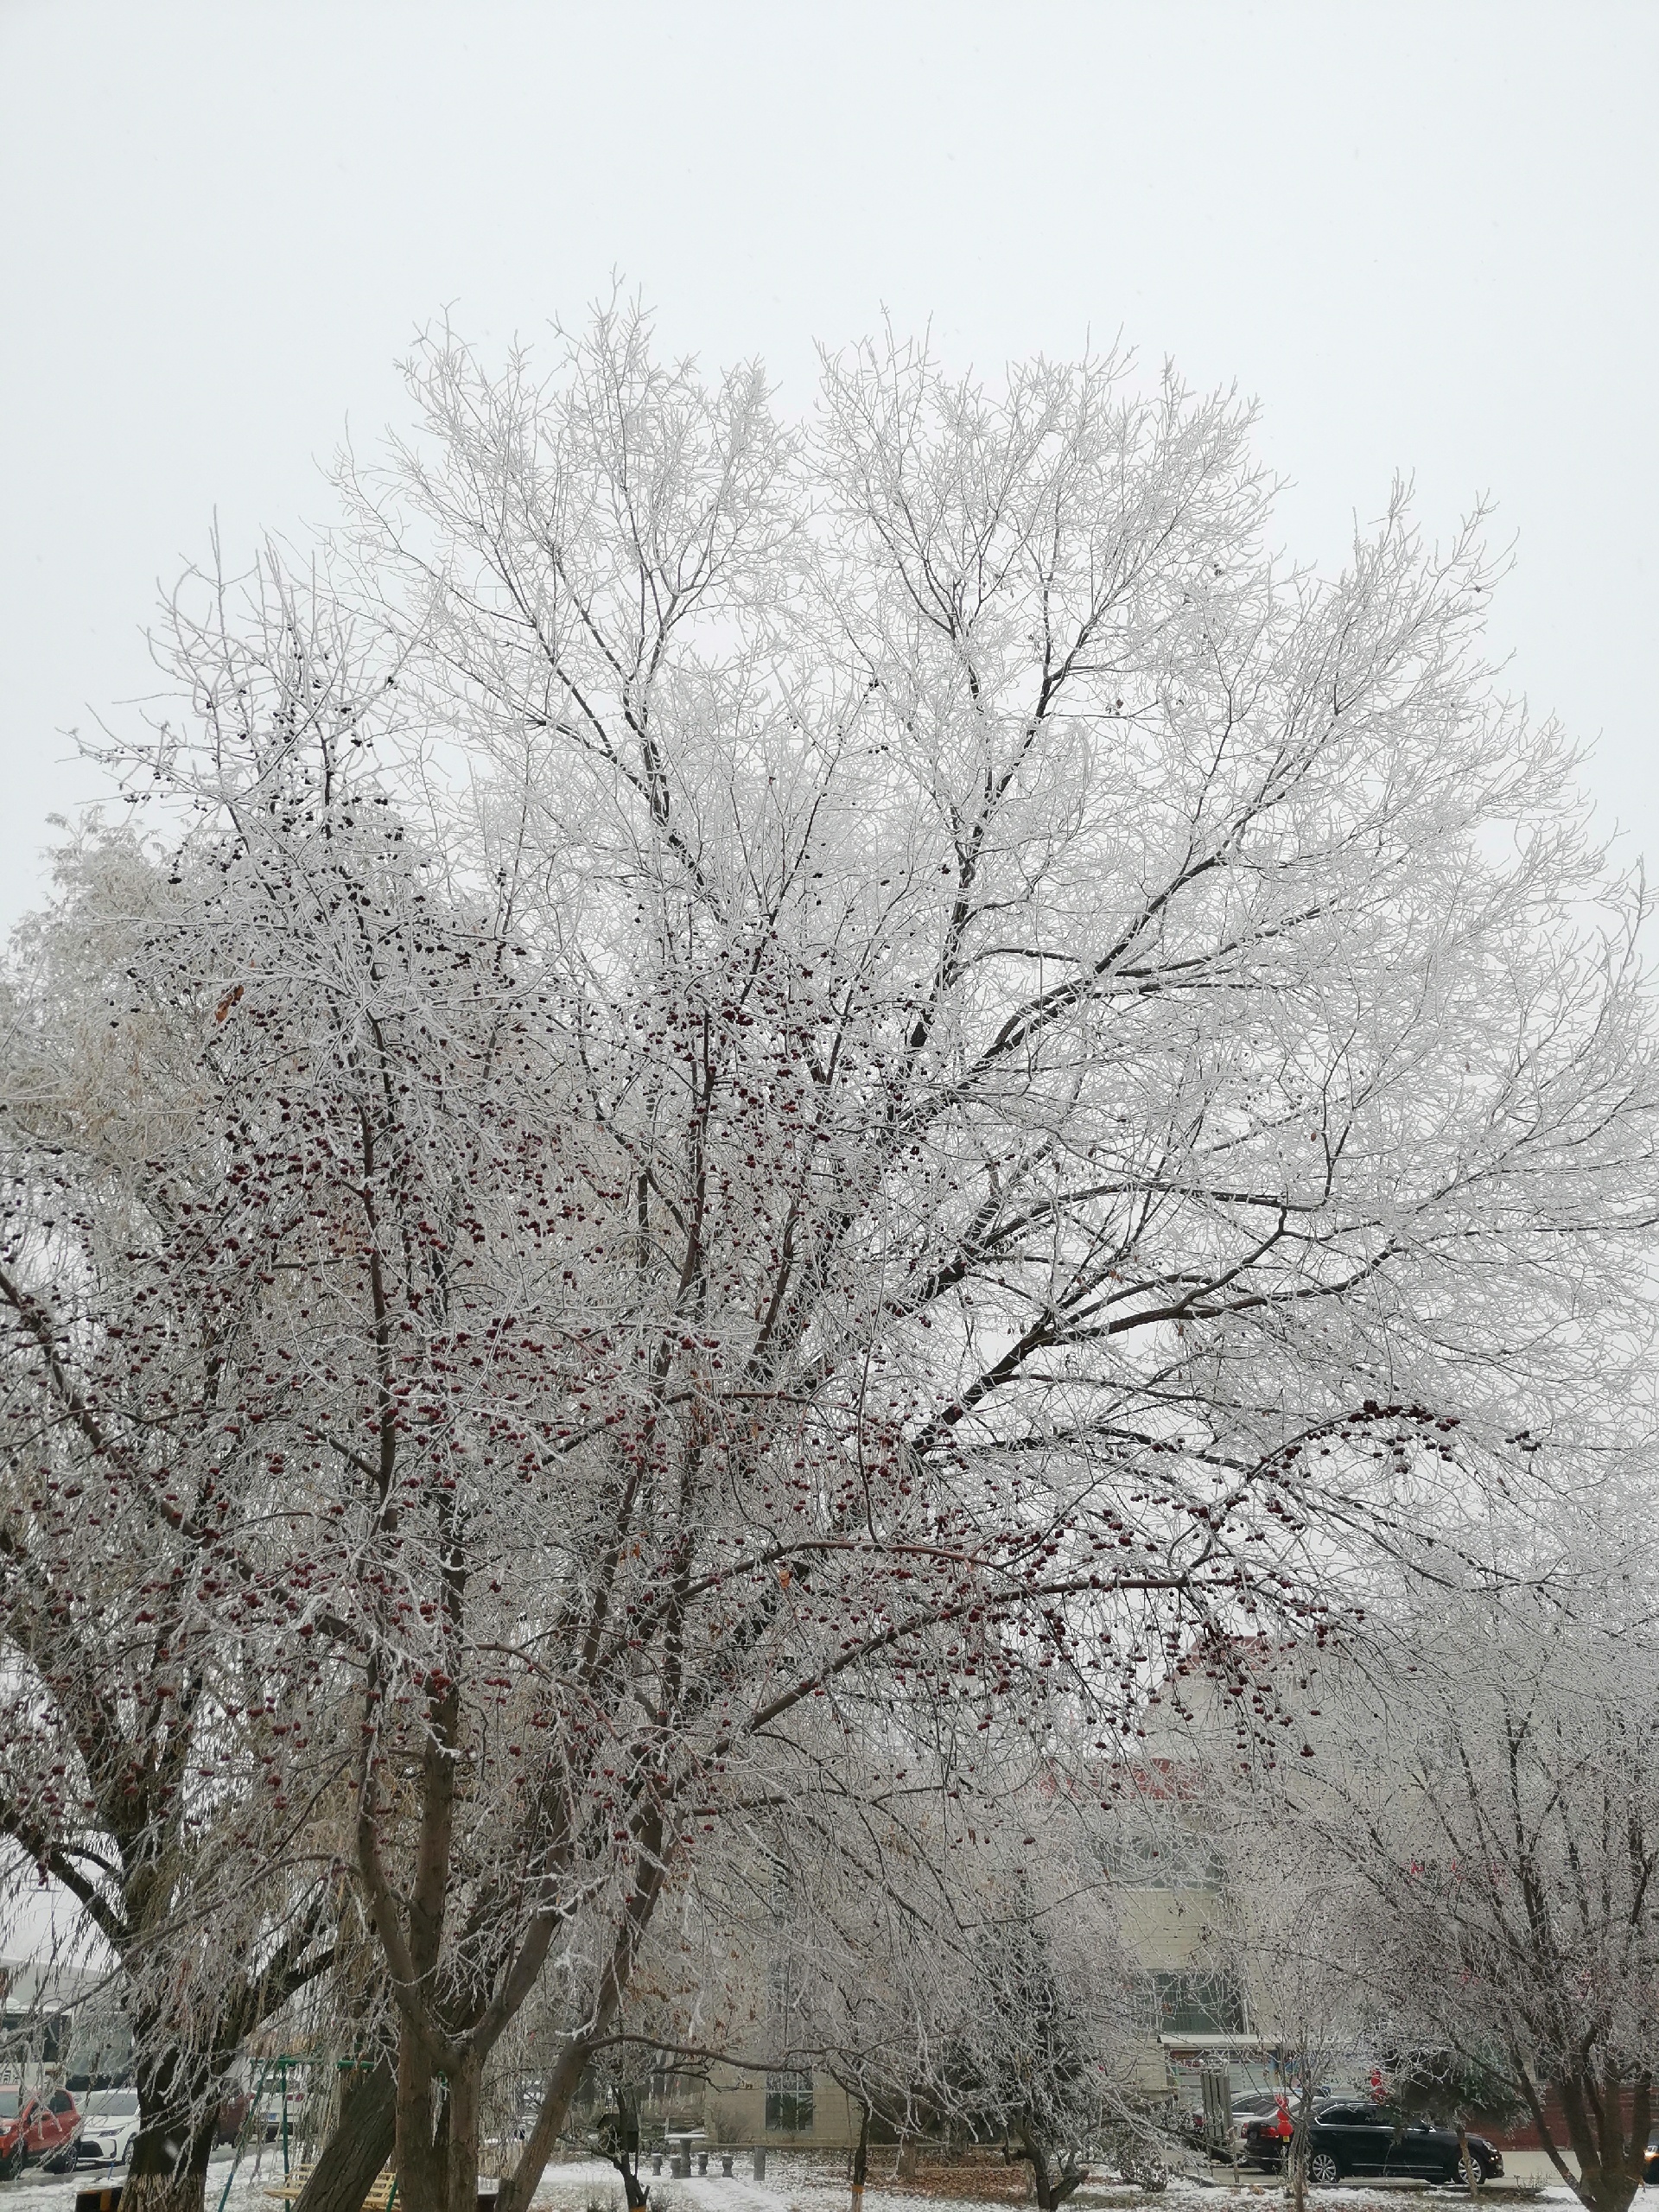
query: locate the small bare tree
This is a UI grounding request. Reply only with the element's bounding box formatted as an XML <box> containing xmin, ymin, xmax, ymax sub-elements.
<box><xmin>1283</xmin><ymin>1561</ymin><xmax>1659</xmax><ymax>2212</ymax></box>
<box><xmin>1210</xmin><ymin>1812</ymin><xmax>1372</xmax><ymax>2212</ymax></box>
<box><xmin>683</xmin><ymin>1732</ymin><xmax>1149</xmax><ymax>2211</ymax></box>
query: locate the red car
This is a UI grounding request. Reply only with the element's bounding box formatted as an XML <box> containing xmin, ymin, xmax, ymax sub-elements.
<box><xmin>0</xmin><ymin>2085</ymin><xmax>82</xmax><ymax>2177</ymax></box>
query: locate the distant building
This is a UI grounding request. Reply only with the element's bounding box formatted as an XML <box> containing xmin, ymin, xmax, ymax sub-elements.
<box><xmin>0</xmin><ymin>1955</ymin><xmax>127</xmax><ymax>2088</ymax></box>
<box><xmin>627</xmin><ymin>1809</ymin><xmax>1255</xmax><ymax>2153</ymax></box>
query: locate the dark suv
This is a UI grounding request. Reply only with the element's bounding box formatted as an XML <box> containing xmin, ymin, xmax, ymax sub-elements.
<box><xmin>1242</xmin><ymin>2101</ymin><xmax>1503</xmax><ymax>2186</ymax></box>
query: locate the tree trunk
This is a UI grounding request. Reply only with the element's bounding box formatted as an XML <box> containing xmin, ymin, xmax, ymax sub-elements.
<box><xmin>1287</xmin><ymin>2106</ymin><xmax>1308</xmax><ymax>2212</ymax></box>
<box><xmin>1017</xmin><ymin>2132</ymin><xmax>1054</xmax><ymax>2212</ymax></box>
<box><xmin>294</xmin><ymin>2060</ymin><xmax>397</xmax><ymax>2212</ymax></box>
<box><xmin>497</xmin><ymin>1845</ymin><xmax>664</xmax><ymax>2212</ymax></box>
<box><xmin>124</xmin><ymin>2041</ymin><xmax>219</xmax><ymax>2212</ymax></box>
<box><xmin>896</xmin><ymin>2137</ymin><xmax>919</xmax><ymax>2183</ymax></box>
<box><xmin>1457</xmin><ymin>2121</ymin><xmax>1478</xmax><ymax>2200</ymax></box>
<box><xmin>441</xmin><ymin>2051</ymin><xmax>481</xmax><ymax>2212</ymax></box>
<box><xmin>596</xmin><ymin>2086</ymin><xmax>648</xmax><ymax>2212</ymax></box>
<box><xmin>124</xmin><ymin>2120</ymin><xmax>215</xmax><ymax>2212</ymax></box>
<box><xmin>607</xmin><ymin>2154</ymin><xmax>650</xmax><ymax>2212</ymax></box>
<box><xmin>1286</xmin><ymin>2073</ymin><xmax>1319</xmax><ymax>2212</ymax></box>
<box><xmin>494</xmin><ymin>2035</ymin><xmax>593</xmax><ymax>2212</ymax></box>
<box><xmin>393</xmin><ymin>2047</ymin><xmax>486</xmax><ymax>2212</ymax></box>
<box><xmin>1552</xmin><ymin>2065</ymin><xmax>1650</xmax><ymax>2212</ymax></box>
<box><xmin>394</xmin><ymin>2034</ymin><xmax>447</xmax><ymax>2212</ymax></box>
<box><xmin>850</xmin><ymin>2103</ymin><xmax>870</xmax><ymax>2212</ymax></box>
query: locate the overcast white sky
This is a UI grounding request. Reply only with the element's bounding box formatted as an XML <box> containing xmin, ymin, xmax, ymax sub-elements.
<box><xmin>2</xmin><ymin>1</ymin><xmax>1655</xmax><ymax>931</ymax></box>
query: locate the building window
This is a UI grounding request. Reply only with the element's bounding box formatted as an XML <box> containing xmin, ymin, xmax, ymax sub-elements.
<box><xmin>765</xmin><ymin>2071</ymin><xmax>814</xmax><ymax>2134</ymax></box>
<box><xmin>1103</xmin><ymin>1834</ymin><xmax>1225</xmax><ymax>1890</ymax></box>
<box><xmin>0</xmin><ymin>2011</ymin><xmax>65</xmax><ymax>2065</ymax></box>
<box><xmin>1149</xmin><ymin>1970</ymin><xmax>1246</xmax><ymax>2037</ymax></box>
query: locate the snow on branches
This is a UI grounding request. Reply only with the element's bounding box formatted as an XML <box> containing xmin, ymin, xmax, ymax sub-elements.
<box><xmin>3</xmin><ymin>302</ymin><xmax>1656</xmax><ymax>2212</ymax></box>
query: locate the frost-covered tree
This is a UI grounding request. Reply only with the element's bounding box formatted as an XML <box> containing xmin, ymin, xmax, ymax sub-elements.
<box><xmin>1205</xmin><ymin>1800</ymin><xmax>1374</xmax><ymax>2210</ymax></box>
<box><xmin>0</xmin><ymin>836</ymin><xmax>343</xmax><ymax>2212</ymax></box>
<box><xmin>1272</xmin><ymin>1562</ymin><xmax>1659</xmax><ymax>2212</ymax></box>
<box><xmin>6</xmin><ymin>297</ymin><xmax>1658</xmax><ymax>2212</ymax></box>
<box><xmin>671</xmin><ymin>1735</ymin><xmax>1147</xmax><ymax>2210</ymax></box>
<box><xmin>944</xmin><ymin>1865</ymin><xmax>1143</xmax><ymax>2206</ymax></box>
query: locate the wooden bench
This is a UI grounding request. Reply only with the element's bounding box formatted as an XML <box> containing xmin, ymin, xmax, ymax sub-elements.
<box><xmin>264</xmin><ymin>2168</ymin><xmax>397</xmax><ymax>2209</ymax></box>
<box><xmin>264</xmin><ymin>2170</ymin><xmax>498</xmax><ymax>2212</ymax></box>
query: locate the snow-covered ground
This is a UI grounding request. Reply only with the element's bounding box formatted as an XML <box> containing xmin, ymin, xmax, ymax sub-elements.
<box><xmin>521</xmin><ymin>2157</ymin><xmax>1572</xmax><ymax>2212</ymax></box>
<box><xmin>0</xmin><ymin>2146</ymin><xmax>1580</xmax><ymax>2212</ymax></box>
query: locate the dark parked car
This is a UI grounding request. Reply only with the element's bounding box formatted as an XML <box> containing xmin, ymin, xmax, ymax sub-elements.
<box><xmin>1643</xmin><ymin>2126</ymin><xmax>1658</xmax><ymax>2185</ymax></box>
<box><xmin>1241</xmin><ymin>2101</ymin><xmax>1503</xmax><ymax>2186</ymax></box>
<box><xmin>1239</xmin><ymin>2097</ymin><xmax>1294</xmax><ymax>2168</ymax></box>
<box><xmin>1234</xmin><ymin>2093</ymin><xmax>1287</xmax><ymax>2123</ymax></box>
<box><xmin>0</xmin><ymin>2086</ymin><xmax>82</xmax><ymax>2177</ymax></box>
<box><xmin>1179</xmin><ymin>2087</ymin><xmax>1291</xmax><ymax>2160</ymax></box>
<box><xmin>1224</xmin><ymin>2093</ymin><xmax>1291</xmax><ymax>2160</ymax></box>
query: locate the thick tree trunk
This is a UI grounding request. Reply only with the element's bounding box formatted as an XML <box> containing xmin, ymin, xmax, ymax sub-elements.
<box><xmin>124</xmin><ymin>2122</ymin><xmax>215</xmax><ymax>2212</ymax></box>
<box><xmin>391</xmin><ymin>2039</ymin><xmax>484</xmax><ymax>2212</ymax></box>
<box><xmin>1015</xmin><ymin>2132</ymin><xmax>1054</xmax><ymax>2212</ymax></box>
<box><xmin>293</xmin><ymin>2060</ymin><xmax>397</xmax><ymax>2212</ymax></box>
<box><xmin>1519</xmin><ymin>2062</ymin><xmax>1651</xmax><ymax>2212</ymax></box>
<box><xmin>124</xmin><ymin>2042</ymin><xmax>219</xmax><ymax>2212</ymax></box>
<box><xmin>441</xmin><ymin>2052</ymin><xmax>482</xmax><ymax>2212</ymax></box>
<box><xmin>394</xmin><ymin>2034</ymin><xmax>447</xmax><ymax>2212</ymax></box>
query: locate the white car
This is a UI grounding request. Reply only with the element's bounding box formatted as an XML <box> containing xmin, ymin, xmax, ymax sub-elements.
<box><xmin>257</xmin><ymin>2088</ymin><xmax>308</xmax><ymax>2143</ymax></box>
<box><xmin>76</xmin><ymin>2088</ymin><xmax>140</xmax><ymax>2164</ymax></box>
